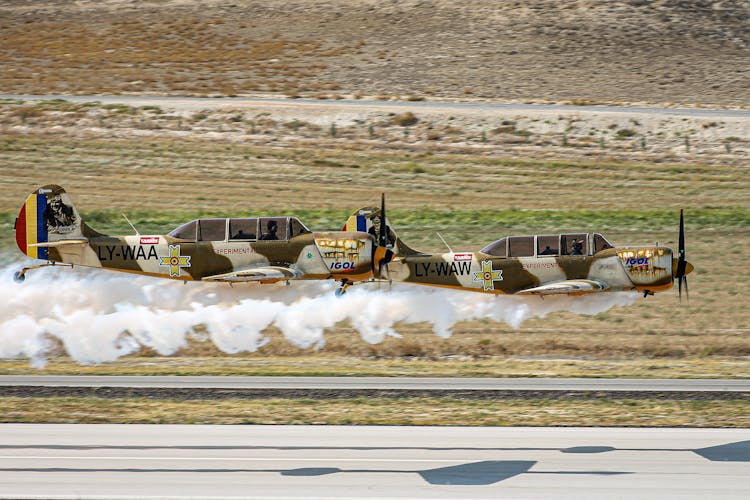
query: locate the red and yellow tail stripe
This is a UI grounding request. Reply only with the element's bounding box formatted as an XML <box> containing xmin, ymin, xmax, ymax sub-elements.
<box><xmin>15</xmin><ymin>192</ymin><xmax>48</xmax><ymax>260</ymax></box>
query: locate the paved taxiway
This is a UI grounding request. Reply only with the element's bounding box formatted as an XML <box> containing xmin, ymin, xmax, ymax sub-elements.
<box><xmin>0</xmin><ymin>424</ymin><xmax>748</xmax><ymax>499</ymax></box>
<box><xmin>1</xmin><ymin>375</ymin><xmax>748</xmax><ymax>392</ymax></box>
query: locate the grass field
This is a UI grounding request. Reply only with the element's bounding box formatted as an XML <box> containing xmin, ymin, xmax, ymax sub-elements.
<box><xmin>1</xmin><ymin>396</ymin><xmax>747</xmax><ymax>427</ymax></box>
<box><xmin>1</xmin><ymin>1</ymin><xmax>749</xmax><ymax>105</ymax></box>
<box><xmin>1</xmin><ymin>100</ymin><xmax>748</xmax><ymax>379</ymax></box>
<box><xmin>2</xmin><ymin>1</ymin><xmax>748</xmax><ymax>427</ymax></box>
<box><xmin>0</xmin><ymin>356</ymin><xmax>747</xmax><ymax>379</ymax></box>
<box><xmin>1</xmin><ymin>117</ymin><xmax>748</xmax><ymax>214</ymax></box>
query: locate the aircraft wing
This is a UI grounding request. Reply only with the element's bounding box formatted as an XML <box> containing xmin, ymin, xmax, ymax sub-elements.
<box><xmin>203</xmin><ymin>266</ymin><xmax>302</xmax><ymax>283</ymax></box>
<box><xmin>516</xmin><ymin>279</ymin><xmax>608</xmax><ymax>296</ymax></box>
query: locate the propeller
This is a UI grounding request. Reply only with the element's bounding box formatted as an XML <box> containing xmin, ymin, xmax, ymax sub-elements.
<box><xmin>375</xmin><ymin>192</ymin><xmax>394</xmax><ymax>281</ymax></box>
<box><xmin>378</xmin><ymin>192</ymin><xmax>388</xmax><ymax>248</ymax></box>
<box><xmin>674</xmin><ymin>209</ymin><xmax>690</xmax><ymax>303</ymax></box>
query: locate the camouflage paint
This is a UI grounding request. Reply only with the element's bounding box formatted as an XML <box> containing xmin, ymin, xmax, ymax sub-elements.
<box><xmin>15</xmin><ymin>185</ymin><xmax>376</xmax><ymax>286</ymax></box>
<box><xmin>346</xmin><ymin>203</ymin><xmax>689</xmax><ymax>297</ymax></box>
<box><xmin>14</xmin><ymin>186</ymin><xmax>691</xmax><ymax>297</ymax></box>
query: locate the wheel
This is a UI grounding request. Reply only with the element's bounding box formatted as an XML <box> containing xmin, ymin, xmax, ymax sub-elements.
<box><xmin>13</xmin><ymin>271</ymin><xmax>25</xmax><ymax>283</ymax></box>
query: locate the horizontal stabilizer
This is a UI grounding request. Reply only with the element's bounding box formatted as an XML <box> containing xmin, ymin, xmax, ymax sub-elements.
<box><xmin>203</xmin><ymin>266</ymin><xmax>301</xmax><ymax>283</ymax></box>
<box><xmin>28</xmin><ymin>239</ymin><xmax>89</xmax><ymax>248</ymax></box>
<box><xmin>517</xmin><ymin>279</ymin><xmax>608</xmax><ymax>296</ymax></box>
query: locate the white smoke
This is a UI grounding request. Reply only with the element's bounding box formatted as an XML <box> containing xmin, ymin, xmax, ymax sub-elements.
<box><xmin>0</xmin><ymin>260</ymin><xmax>639</xmax><ymax>366</ymax></box>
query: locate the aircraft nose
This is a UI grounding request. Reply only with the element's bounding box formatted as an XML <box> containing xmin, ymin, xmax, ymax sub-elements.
<box><xmin>685</xmin><ymin>261</ymin><xmax>694</xmax><ymax>275</ymax></box>
<box><xmin>672</xmin><ymin>258</ymin><xmax>694</xmax><ymax>277</ymax></box>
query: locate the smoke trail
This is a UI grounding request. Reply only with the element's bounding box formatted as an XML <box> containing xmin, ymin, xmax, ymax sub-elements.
<box><xmin>0</xmin><ymin>260</ymin><xmax>639</xmax><ymax>366</ymax></box>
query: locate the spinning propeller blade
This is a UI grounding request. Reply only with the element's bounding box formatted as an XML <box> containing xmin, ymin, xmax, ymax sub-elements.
<box><xmin>682</xmin><ymin>275</ymin><xmax>689</xmax><ymax>303</ymax></box>
<box><xmin>674</xmin><ymin>209</ymin><xmax>690</xmax><ymax>303</ymax></box>
<box><xmin>375</xmin><ymin>193</ymin><xmax>393</xmax><ymax>281</ymax></box>
<box><xmin>379</xmin><ymin>193</ymin><xmax>387</xmax><ymax>248</ymax></box>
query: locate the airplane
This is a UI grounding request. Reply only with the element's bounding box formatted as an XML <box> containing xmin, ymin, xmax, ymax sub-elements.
<box><xmin>13</xmin><ymin>185</ymin><xmax>694</xmax><ymax>301</ymax></box>
<box><xmin>13</xmin><ymin>184</ymin><xmax>390</xmax><ymax>295</ymax></box>
<box><xmin>346</xmin><ymin>195</ymin><xmax>694</xmax><ymax>300</ymax></box>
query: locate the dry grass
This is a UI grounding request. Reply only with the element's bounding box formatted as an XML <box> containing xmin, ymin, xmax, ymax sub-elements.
<box><xmin>0</xmin><ymin>102</ymin><xmax>747</xmax><ymax>372</ymax></box>
<box><xmin>1</xmin><ymin>396</ymin><xmax>747</xmax><ymax>427</ymax></box>
<box><xmin>393</xmin><ymin>112</ymin><xmax>419</xmax><ymax>127</ymax></box>
<box><xmin>1</xmin><ymin>1</ymin><xmax>749</xmax><ymax>105</ymax></box>
<box><xmin>0</xmin><ymin>129</ymin><xmax>747</xmax><ymax>214</ymax></box>
<box><xmin>0</xmin><ymin>16</ymin><xmax>349</xmax><ymax>96</ymax></box>
<box><xmin>0</xmin><ymin>356</ymin><xmax>747</xmax><ymax>379</ymax></box>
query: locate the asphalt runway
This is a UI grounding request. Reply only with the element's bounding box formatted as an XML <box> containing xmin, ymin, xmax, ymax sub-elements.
<box><xmin>0</xmin><ymin>424</ymin><xmax>748</xmax><ymax>499</ymax></box>
<box><xmin>1</xmin><ymin>375</ymin><xmax>747</xmax><ymax>392</ymax></box>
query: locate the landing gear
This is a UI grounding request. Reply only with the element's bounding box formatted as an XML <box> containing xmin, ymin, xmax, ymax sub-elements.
<box><xmin>335</xmin><ymin>279</ymin><xmax>351</xmax><ymax>297</ymax></box>
<box><xmin>643</xmin><ymin>289</ymin><xmax>654</xmax><ymax>297</ymax></box>
<box><xmin>12</xmin><ymin>262</ymin><xmax>70</xmax><ymax>284</ymax></box>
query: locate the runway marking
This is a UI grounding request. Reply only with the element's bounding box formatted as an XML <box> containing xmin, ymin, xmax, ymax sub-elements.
<box><xmin>0</xmin><ymin>456</ymin><xmax>473</xmax><ymax>463</ymax></box>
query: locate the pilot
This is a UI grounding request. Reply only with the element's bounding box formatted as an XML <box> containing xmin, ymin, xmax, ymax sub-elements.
<box><xmin>571</xmin><ymin>239</ymin><xmax>584</xmax><ymax>255</ymax></box>
<box><xmin>539</xmin><ymin>245</ymin><xmax>556</xmax><ymax>255</ymax></box>
<box><xmin>261</xmin><ymin>220</ymin><xmax>279</xmax><ymax>240</ymax></box>
<box><xmin>232</xmin><ymin>229</ymin><xmax>250</xmax><ymax>240</ymax></box>
<box><xmin>368</xmin><ymin>215</ymin><xmax>396</xmax><ymax>247</ymax></box>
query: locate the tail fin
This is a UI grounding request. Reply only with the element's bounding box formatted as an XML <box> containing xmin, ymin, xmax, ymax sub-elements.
<box><xmin>15</xmin><ymin>185</ymin><xmax>88</xmax><ymax>260</ymax></box>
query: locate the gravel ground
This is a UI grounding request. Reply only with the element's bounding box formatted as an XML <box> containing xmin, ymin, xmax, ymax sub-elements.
<box><xmin>1</xmin><ymin>0</ymin><xmax>749</xmax><ymax>105</ymax></box>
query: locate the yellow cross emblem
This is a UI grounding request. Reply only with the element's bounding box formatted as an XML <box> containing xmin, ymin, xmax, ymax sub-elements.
<box><xmin>159</xmin><ymin>244</ymin><xmax>191</xmax><ymax>277</ymax></box>
<box><xmin>473</xmin><ymin>260</ymin><xmax>503</xmax><ymax>291</ymax></box>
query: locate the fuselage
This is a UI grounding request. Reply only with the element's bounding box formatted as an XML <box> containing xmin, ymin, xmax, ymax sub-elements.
<box><xmin>389</xmin><ymin>246</ymin><xmax>675</xmax><ymax>295</ymax></box>
<box><xmin>16</xmin><ymin>185</ymin><xmax>690</xmax><ymax>296</ymax></box>
<box><xmin>46</xmin><ymin>230</ymin><xmax>374</xmax><ymax>283</ymax></box>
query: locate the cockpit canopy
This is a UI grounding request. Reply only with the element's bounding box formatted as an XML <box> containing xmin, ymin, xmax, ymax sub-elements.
<box><xmin>168</xmin><ymin>217</ymin><xmax>311</xmax><ymax>242</ymax></box>
<box><xmin>481</xmin><ymin>233</ymin><xmax>614</xmax><ymax>258</ymax></box>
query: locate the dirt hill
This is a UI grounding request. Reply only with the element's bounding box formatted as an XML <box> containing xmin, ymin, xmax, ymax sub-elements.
<box><xmin>1</xmin><ymin>0</ymin><xmax>749</xmax><ymax>105</ymax></box>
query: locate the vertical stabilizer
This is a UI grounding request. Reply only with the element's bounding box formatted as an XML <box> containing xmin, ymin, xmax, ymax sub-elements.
<box><xmin>15</xmin><ymin>185</ymin><xmax>84</xmax><ymax>260</ymax></box>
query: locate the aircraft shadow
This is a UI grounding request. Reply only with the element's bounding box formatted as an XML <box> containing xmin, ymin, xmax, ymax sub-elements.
<box><xmin>0</xmin><ymin>460</ymin><xmax>629</xmax><ymax>485</ymax></box>
<box><xmin>283</xmin><ymin>461</ymin><xmax>628</xmax><ymax>485</ymax></box>
<box><xmin>1</xmin><ymin>441</ymin><xmax>748</xmax><ymax>462</ymax></box>
<box><xmin>559</xmin><ymin>442</ymin><xmax>750</xmax><ymax>462</ymax></box>
<box><xmin>693</xmin><ymin>441</ymin><xmax>750</xmax><ymax>462</ymax></box>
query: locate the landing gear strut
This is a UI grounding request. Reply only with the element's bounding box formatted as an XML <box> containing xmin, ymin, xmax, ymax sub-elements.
<box><xmin>12</xmin><ymin>262</ymin><xmax>69</xmax><ymax>283</ymax></box>
<box><xmin>335</xmin><ymin>279</ymin><xmax>351</xmax><ymax>297</ymax></box>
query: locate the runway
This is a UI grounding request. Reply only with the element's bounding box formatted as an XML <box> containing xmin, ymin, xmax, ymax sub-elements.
<box><xmin>2</xmin><ymin>375</ymin><xmax>747</xmax><ymax>392</ymax></box>
<box><xmin>0</xmin><ymin>424</ymin><xmax>748</xmax><ymax>499</ymax></box>
<box><xmin>2</xmin><ymin>376</ymin><xmax>747</xmax><ymax>401</ymax></box>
